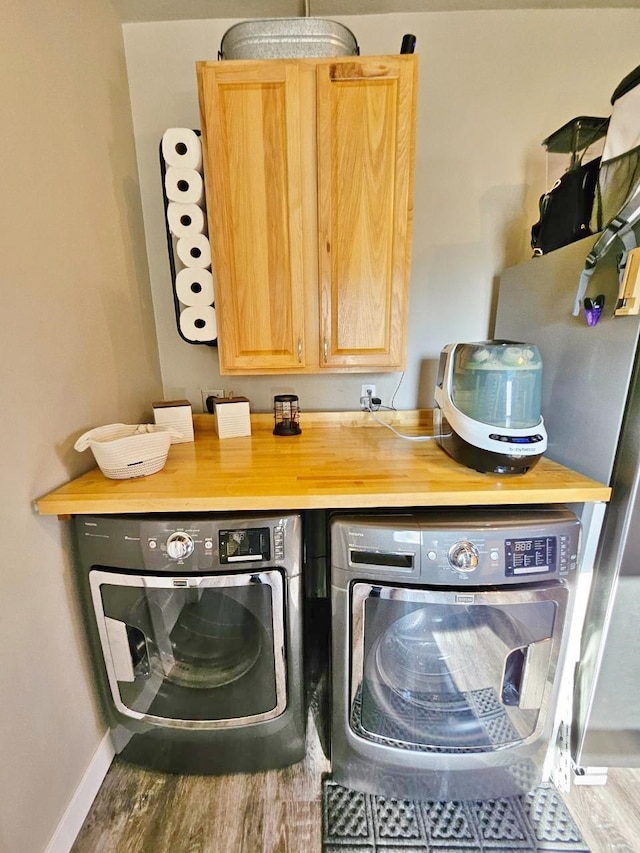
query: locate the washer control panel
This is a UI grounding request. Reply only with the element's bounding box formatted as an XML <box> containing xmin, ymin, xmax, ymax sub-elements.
<box><xmin>333</xmin><ymin>506</ymin><xmax>581</xmax><ymax>586</ymax></box>
<box><xmin>447</xmin><ymin>541</ymin><xmax>479</xmax><ymax>572</ymax></box>
<box><xmin>423</xmin><ymin>525</ymin><xmax>577</xmax><ymax>583</ymax></box>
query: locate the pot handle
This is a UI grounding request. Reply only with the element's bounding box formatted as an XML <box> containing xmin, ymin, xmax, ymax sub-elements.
<box><xmin>400</xmin><ymin>34</ymin><xmax>416</xmax><ymax>54</ymax></box>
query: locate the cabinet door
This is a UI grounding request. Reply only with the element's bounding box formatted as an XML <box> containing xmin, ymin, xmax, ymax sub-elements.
<box><xmin>316</xmin><ymin>56</ymin><xmax>417</xmax><ymax>370</ymax></box>
<box><xmin>197</xmin><ymin>62</ymin><xmax>307</xmax><ymax>373</ymax></box>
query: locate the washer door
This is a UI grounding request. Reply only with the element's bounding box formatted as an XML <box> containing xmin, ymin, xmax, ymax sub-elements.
<box><xmin>350</xmin><ymin>582</ymin><xmax>568</xmax><ymax>752</ymax></box>
<box><xmin>89</xmin><ymin>570</ymin><xmax>286</xmax><ymax>728</ymax></box>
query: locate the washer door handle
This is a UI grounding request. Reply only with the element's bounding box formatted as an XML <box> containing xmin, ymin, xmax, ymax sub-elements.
<box><xmin>501</xmin><ymin>638</ymin><xmax>552</xmax><ymax>709</ymax></box>
<box><xmin>105</xmin><ymin>617</ymin><xmax>150</xmax><ymax>682</ymax></box>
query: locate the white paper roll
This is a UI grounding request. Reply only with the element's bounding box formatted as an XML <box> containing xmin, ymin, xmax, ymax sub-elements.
<box><xmin>164</xmin><ymin>167</ymin><xmax>204</xmax><ymax>205</ymax></box>
<box><xmin>176</xmin><ymin>234</ymin><xmax>211</xmax><ymax>269</ymax></box>
<box><xmin>167</xmin><ymin>202</ymin><xmax>206</xmax><ymax>238</ymax></box>
<box><xmin>175</xmin><ymin>267</ymin><xmax>214</xmax><ymax>307</ymax></box>
<box><xmin>179</xmin><ymin>305</ymin><xmax>217</xmax><ymax>342</ymax></box>
<box><xmin>162</xmin><ymin>128</ymin><xmax>203</xmax><ymax>171</ymax></box>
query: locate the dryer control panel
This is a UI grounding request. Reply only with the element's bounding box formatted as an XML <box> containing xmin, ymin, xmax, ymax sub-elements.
<box><xmin>75</xmin><ymin>513</ymin><xmax>299</xmax><ymax>575</ymax></box>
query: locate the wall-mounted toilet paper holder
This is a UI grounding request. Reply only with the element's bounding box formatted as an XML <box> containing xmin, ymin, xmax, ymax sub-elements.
<box><xmin>159</xmin><ymin>128</ymin><xmax>217</xmax><ymax>348</ymax></box>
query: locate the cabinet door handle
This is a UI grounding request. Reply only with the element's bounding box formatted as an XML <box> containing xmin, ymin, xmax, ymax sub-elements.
<box><xmin>323</xmin><ymin>338</ymin><xmax>328</xmax><ymax>362</ymax></box>
<box><xmin>298</xmin><ymin>336</ymin><xmax>303</xmax><ymax>363</ymax></box>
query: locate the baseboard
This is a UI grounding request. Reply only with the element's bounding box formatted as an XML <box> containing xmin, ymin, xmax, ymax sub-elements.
<box><xmin>44</xmin><ymin>731</ymin><xmax>115</xmax><ymax>853</ymax></box>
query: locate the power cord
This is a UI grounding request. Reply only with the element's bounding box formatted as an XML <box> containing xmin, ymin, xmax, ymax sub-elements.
<box><xmin>389</xmin><ymin>371</ymin><xmax>404</xmax><ymax>410</ymax></box>
<box><xmin>361</xmin><ymin>396</ymin><xmax>436</xmax><ymax>442</ymax></box>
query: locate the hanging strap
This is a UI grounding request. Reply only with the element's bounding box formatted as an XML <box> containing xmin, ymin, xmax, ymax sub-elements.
<box><xmin>573</xmin><ymin>181</ymin><xmax>640</xmax><ymax>316</ymax></box>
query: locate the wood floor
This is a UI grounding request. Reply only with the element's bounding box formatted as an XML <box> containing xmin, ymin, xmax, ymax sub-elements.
<box><xmin>564</xmin><ymin>768</ymin><xmax>640</xmax><ymax>853</ymax></box>
<box><xmin>72</xmin><ymin>705</ymin><xmax>330</xmax><ymax>853</ymax></box>
<box><xmin>72</xmin><ymin>708</ymin><xmax>640</xmax><ymax>853</ymax></box>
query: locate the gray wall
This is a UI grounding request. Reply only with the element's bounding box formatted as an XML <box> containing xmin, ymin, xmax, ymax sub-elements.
<box><xmin>0</xmin><ymin>1</ymin><xmax>163</xmax><ymax>850</ymax></box>
<box><xmin>124</xmin><ymin>9</ymin><xmax>640</xmax><ymax>414</ymax></box>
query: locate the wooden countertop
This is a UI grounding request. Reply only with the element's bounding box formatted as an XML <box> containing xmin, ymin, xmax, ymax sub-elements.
<box><xmin>35</xmin><ymin>411</ymin><xmax>611</xmax><ymax>516</ymax></box>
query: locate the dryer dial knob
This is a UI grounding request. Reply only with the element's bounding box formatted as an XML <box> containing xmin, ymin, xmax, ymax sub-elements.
<box><xmin>448</xmin><ymin>541</ymin><xmax>479</xmax><ymax>572</ymax></box>
<box><xmin>166</xmin><ymin>532</ymin><xmax>194</xmax><ymax>561</ymax></box>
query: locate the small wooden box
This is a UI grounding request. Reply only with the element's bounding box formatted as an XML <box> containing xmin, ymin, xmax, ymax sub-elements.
<box><xmin>213</xmin><ymin>396</ymin><xmax>251</xmax><ymax>439</ymax></box>
<box><xmin>152</xmin><ymin>399</ymin><xmax>194</xmax><ymax>443</ymax></box>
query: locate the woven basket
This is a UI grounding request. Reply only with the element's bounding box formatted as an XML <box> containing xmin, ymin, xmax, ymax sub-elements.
<box><xmin>74</xmin><ymin>423</ymin><xmax>182</xmax><ymax>479</ymax></box>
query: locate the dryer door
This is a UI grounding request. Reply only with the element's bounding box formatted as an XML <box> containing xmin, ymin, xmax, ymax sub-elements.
<box><xmin>350</xmin><ymin>582</ymin><xmax>569</xmax><ymax>752</ymax></box>
<box><xmin>89</xmin><ymin>569</ymin><xmax>286</xmax><ymax>728</ymax></box>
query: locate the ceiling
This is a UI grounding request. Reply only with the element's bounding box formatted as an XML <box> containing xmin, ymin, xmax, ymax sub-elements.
<box><xmin>112</xmin><ymin>0</ymin><xmax>640</xmax><ymax>24</ymax></box>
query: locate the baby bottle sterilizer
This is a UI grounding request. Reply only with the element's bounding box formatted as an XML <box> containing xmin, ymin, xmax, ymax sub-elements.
<box><xmin>433</xmin><ymin>341</ymin><xmax>548</xmax><ymax>474</ymax></box>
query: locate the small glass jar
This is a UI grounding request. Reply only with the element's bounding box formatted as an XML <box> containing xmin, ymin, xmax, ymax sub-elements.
<box><xmin>273</xmin><ymin>394</ymin><xmax>301</xmax><ymax>436</ymax></box>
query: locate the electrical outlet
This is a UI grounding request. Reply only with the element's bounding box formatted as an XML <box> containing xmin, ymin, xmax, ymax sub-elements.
<box><xmin>201</xmin><ymin>389</ymin><xmax>225</xmax><ymax>413</ymax></box>
<box><xmin>360</xmin><ymin>384</ymin><xmax>376</xmax><ymax>410</ymax></box>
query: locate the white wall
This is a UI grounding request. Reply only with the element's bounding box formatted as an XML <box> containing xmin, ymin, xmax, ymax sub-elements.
<box><xmin>0</xmin><ymin>1</ymin><xmax>163</xmax><ymax>850</ymax></box>
<box><xmin>124</xmin><ymin>8</ymin><xmax>640</xmax><ymax>413</ymax></box>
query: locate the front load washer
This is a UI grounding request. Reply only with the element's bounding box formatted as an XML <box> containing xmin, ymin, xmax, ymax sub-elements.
<box><xmin>74</xmin><ymin>512</ymin><xmax>305</xmax><ymax>775</ymax></box>
<box><xmin>330</xmin><ymin>506</ymin><xmax>581</xmax><ymax>800</ymax></box>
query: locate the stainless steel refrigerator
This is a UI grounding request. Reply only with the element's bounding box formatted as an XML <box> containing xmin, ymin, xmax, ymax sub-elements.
<box><xmin>496</xmin><ymin>234</ymin><xmax>640</xmax><ymax>770</ymax></box>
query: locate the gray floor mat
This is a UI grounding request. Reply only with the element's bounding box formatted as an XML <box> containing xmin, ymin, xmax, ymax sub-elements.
<box><xmin>322</xmin><ymin>778</ymin><xmax>590</xmax><ymax>852</ymax></box>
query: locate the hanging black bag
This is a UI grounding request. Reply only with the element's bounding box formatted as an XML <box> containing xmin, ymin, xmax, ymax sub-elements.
<box><xmin>531</xmin><ymin>155</ymin><xmax>601</xmax><ymax>255</ymax></box>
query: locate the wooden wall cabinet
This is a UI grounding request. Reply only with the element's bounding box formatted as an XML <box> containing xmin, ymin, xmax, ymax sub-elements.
<box><xmin>196</xmin><ymin>55</ymin><xmax>418</xmax><ymax>375</ymax></box>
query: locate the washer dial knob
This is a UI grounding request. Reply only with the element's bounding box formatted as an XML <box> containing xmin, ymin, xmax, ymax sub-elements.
<box><xmin>448</xmin><ymin>541</ymin><xmax>479</xmax><ymax>573</ymax></box>
<box><xmin>166</xmin><ymin>532</ymin><xmax>195</xmax><ymax>561</ymax></box>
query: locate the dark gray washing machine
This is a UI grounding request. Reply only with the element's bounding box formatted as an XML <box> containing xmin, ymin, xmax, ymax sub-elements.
<box><xmin>74</xmin><ymin>512</ymin><xmax>305</xmax><ymax>775</ymax></box>
<box><xmin>330</xmin><ymin>506</ymin><xmax>581</xmax><ymax>800</ymax></box>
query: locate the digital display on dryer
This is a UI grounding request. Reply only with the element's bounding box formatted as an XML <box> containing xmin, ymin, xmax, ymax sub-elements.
<box><xmin>505</xmin><ymin>536</ymin><xmax>556</xmax><ymax>576</ymax></box>
<box><xmin>219</xmin><ymin>527</ymin><xmax>271</xmax><ymax>563</ymax></box>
